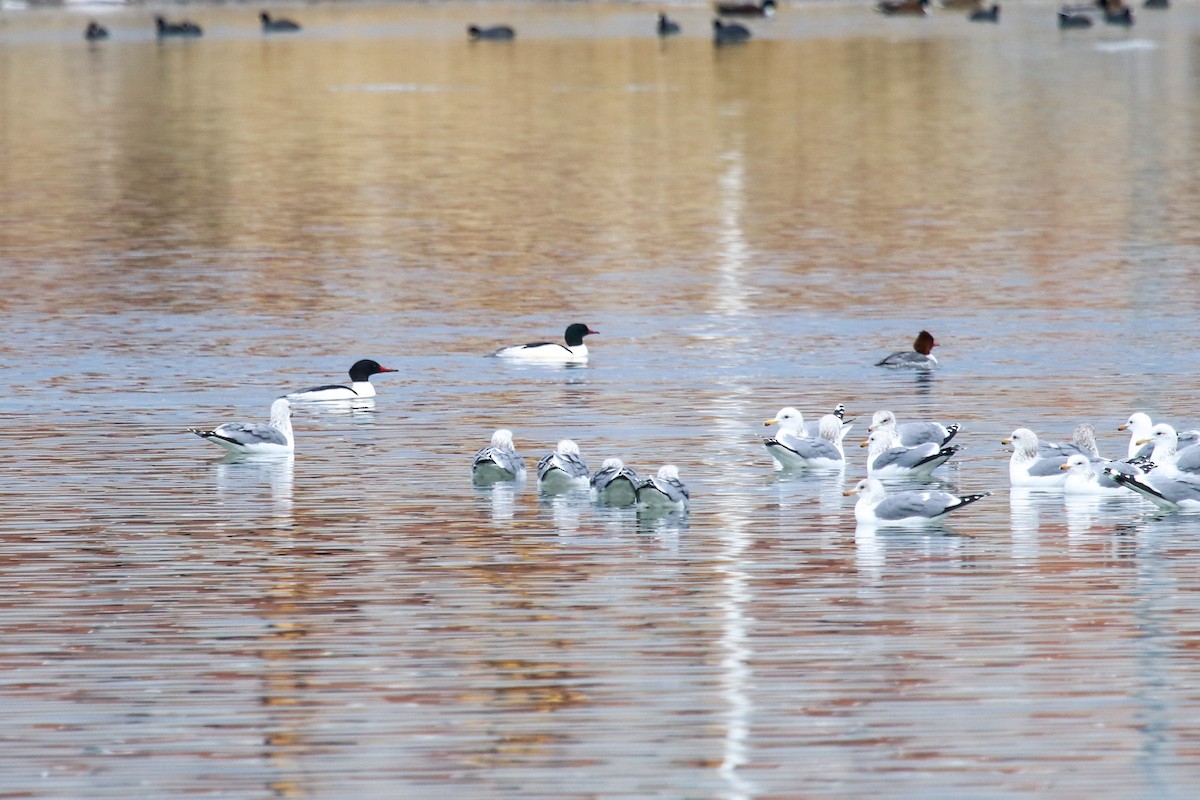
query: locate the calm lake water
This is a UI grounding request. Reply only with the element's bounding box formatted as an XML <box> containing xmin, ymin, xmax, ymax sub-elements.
<box><xmin>4</xmin><ymin>1</ymin><xmax>1200</xmax><ymax>797</ymax></box>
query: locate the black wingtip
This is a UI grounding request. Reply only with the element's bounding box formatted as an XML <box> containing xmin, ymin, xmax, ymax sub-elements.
<box><xmin>942</xmin><ymin>423</ymin><xmax>961</xmax><ymax>445</ymax></box>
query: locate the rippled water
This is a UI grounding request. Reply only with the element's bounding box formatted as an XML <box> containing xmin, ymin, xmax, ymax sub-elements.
<box><xmin>4</xmin><ymin>2</ymin><xmax>1200</xmax><ymax>797</ymax></box>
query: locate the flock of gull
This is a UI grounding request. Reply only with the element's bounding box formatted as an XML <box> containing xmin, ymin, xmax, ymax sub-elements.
<box><xmin>187</xmin><ymin>324</ymin><xmax>1200</xmax><ymax>525</ymax></box>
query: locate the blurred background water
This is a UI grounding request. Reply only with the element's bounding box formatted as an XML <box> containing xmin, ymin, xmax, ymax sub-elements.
<box><xmin>3</xmin><ymin>2</ymin><xmax>1200</xmax><ymax>797</ymax></box>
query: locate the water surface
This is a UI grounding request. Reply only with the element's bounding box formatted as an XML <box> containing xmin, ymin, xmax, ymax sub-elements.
<box><xmin>3</xmin><ymin>3</ymin><xmax>1200</xmax><ymax>797</ymax></box>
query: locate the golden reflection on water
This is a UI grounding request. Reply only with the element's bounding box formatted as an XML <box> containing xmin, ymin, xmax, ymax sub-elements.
<box><xmin>5</xmin><ymin>4</ymin><xmax>1200</xmax><ymax>799</ymax></box>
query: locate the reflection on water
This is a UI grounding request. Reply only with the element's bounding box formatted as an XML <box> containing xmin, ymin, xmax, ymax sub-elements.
<box><xmin>6</xmin><ymin>2</ymin><xmax>1200</xmax><ymax>798</ymax></box>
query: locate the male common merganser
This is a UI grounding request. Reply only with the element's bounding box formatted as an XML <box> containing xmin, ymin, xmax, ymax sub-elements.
<box><xmin>636</xmin><ymin>465</ymin><xmax>690</xmax><ymax>510</ymax></box>
<box><xmin>188</xmin><ymin>398</ymin><xmax>294</xmax><ymax>455</ymax></box>
<box><xmin>493</xmin><ymin>323</ymin><xmax>597</xmax><ymax>364</ymax></box>
<box><xmin>284</xmin><ymin>359</ymin><xmax>398</xmax><ymax>402</ymax></box>
<box><xmin>844</xmin><ymin>478</ymin><xmax>990</xmax><ymax>525</ymax></box>
<box><xmin>876</xmin><ymin>330</ymin><xmax>938</xmax><ymax>370</ymax></box>
<box><xmin>590</xmin><ymin>458</ymin><xmax>642</xmax><ymax>506</ymax></box>
<box><xmin>715</xmin><ymin>0</ymin><xmax>775</xmax><ymax>17</ymax></box>
<box><xmin>861</xmin><ymin>428</ymin><xmax>959</xmax><ymax>477</ymax></box>
<box><xmin>472</xmin><ymin>429</ymin><xmax>526</xmax><ymax>484</ymax></box>
<box><xmin>537</xmin><ymin>439</ymin><xmax>591</xmax><ymax>493</ymax></box>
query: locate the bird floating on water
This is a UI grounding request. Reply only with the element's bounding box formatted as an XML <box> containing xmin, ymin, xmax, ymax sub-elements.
<box><xmin>188</xmin><ymin>398</ymin><xmax>294</xmax><ymax>455</ymax></box>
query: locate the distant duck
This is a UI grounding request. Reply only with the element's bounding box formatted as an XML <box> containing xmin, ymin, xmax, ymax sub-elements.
<box><xmin>636</xmin><ymin>465</ymin><xmax>690</xmax><ymax>511</ymax></box>
<box><xmin>537</xmin><ymin>440</ymin><xmax>591</xmax><ymax>493</ymax></box>
<box><xmin>468</xmin><ymin>25</ymin><xmax>516</xmax><ymax>41</ymax></box>
<box><xmin>284</xmin><ymin>359</ymin><xmax>398</xmax><ymax>402</ymax></box>
<box><xmin>590</xmin><ymin>458</ymin><xmax>643</xmax><ymax>507</ymax></box>
<box><xmin>1101</xmin><ymin>0</ymin><xmax>1134</xmax><ymax>24</ymax></box>
<box><xmin>188</xmin><ymin>398</ymin><xmax>294</xmax><ymax>455</ymax></box>
<box><xmin>714</xmin><ymin>0</ymin><xmax>776</xmax><ymax>17</ymax></box>
<box><xmin>875</xmin><ymin>330</ymin><xmax>938</xmax><ymax>370</ymax></box>
<box><xmin>968</xmin><ymin>4</ymin><xmax>1000</xmax><ymax>21</ymax></box>
<box><xmin>878</xmin><ymin>0</ymin><xmax>930</xmax><ymax>15</ymax></box>
<box><xmin>713</xmin><ymin>19</ymin><xmax>752</xmax><ymax>44</ymax></box>
<box><xmin>657</xmin><ymin>12</ymin><xmax>681</xmax><ymax>36</ymax></box>
<box><xmin>1058</xmin><ymin>8</ymin><xmax>1093</xmax><ymax>26</ymax></box>
<box><xmin>1142</xmin><ymin>0</ymin><xmax>1167</xmax><ymax>8</ymax></box>
<box><xmin>261</xmin><ymin>12</ymin><xmax>301</xmax><ymax>33</ymax></box>
<box><xmin>156</xmin><ymin>16</ymin><xmax>203</xmax><ymax>38</ymax></box>
<box><xmin>493</xmin><ymin>323</ymin><xmax>597</xmax><ymax>364</ymax></box>
<box><xmin>85</xmin><ymin>21</ymin><xmax>109</xmax><ymax>41</ymax></box>
<box><xmin>471</xmin><ymin>429</ymin><xmax>526</xmax><ymax>484</ymax></box>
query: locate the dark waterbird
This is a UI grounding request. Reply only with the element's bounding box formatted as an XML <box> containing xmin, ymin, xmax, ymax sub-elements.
<box><xmin>714</xmin><ymin>0</ymin><xmax>776</xmax><ymax>17</ymax></box>
<box><xmin>261</xmin><ymin>12</ymin><xmax>301</xmax><ymax>33</ymax></box>
<box><xmin>1058</xmin><ymin>7</ymin><xmax>1093</xmax><ymax>27</ymax></box>
<box><xmin>156</xmin><ymin>16</ymin><xmax>203</xmax><ymax>38</ymax></box>
<box><xmin>657</xmin><ymin>12</ymin><xmax>681</xmax><ymax>36</ymax></box>
<box><xmin>84</xmin><ymin>21</ymin><xmax>109</xmax><ymax>41</ymax></box>
<box><xmin>877</xmin><ymin>0</ymin><xmax>930</xmax><ymax>15</ymax></box>
<box><xmin>468</xmin><ymin>25</ymin><xmax>516</xmax><ymax>41</ymax></box>
<box><xmin>713</xmin><ymin>19</ymin><xmax>752</xmax><ymax>44</ymax></box>
<box><xmin>968</xmin><ymin>4</ymin><xmax>1000</xmax><ymax>21</ymax></box>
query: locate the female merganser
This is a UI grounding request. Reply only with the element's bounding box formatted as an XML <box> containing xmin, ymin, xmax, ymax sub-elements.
<box><xmin>493</xmin><ymin>323</ymin><xmax>597</xmax><ymax>364</ymax></box>
<box><xmin>472</xmin><ymin>429</ymin><xmax>526</xmax><ymax>484</ymax></box>
<box><xmin>844</xmin><ymin>478</ymin><xmax>990</xmax><ymax>525</ymax></box>
<box><xmin>537</xmin><ymin>439</ymin><xmax>591</xmax><ymax>493</ymax></box>
<box><xmin>188</xmin><ymin>398</ymin><xmax>294</xmax><ymax>455</ymax></box>
<box><xmin>876</xmin><ymin>330</ymin><xmax>938</xmax><ymax>370</ymax></box>
<box><xmin>636</xmin><ymin>465</ymin><xmax>690</xmax><ymax>510</ymax></box>
<box><xmin>284</xmin><ymin>359</ymin><xmax>398</xmax><ymax>402</ymax></box>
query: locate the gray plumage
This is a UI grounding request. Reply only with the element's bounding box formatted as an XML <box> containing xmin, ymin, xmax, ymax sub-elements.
<box><xmin>1039</xmin><ymin>423</ymin><xmax>1101</xmax><ymax>459</ymax></box>
<box><xmin>537</xmin><ymin>439</ymin><xmax>590</xmax><ymax>491</ymax></box>
<box><xmin>847</xmin><ymin>477</ymin><xmax>989</xmax><ymax>524</ymax></box>
<box><xmin>869</xmin><ymin>410</ymin><xmax>958</xmax><ymax>447</ymax></box>
<box><xmin>1106</xmin><ymin>468</ymin><xmax>1200</xmax><ymax>511</ymax></box>
<box><xmin>863</xmin><ymin>428</ymin><xmax>958</xmax><ymax>476</ymax></box>
<box><xmin>591</xmin><ymin>458</ymin><xmax>642</xmax><ymax>506</ymax></box>
<box><xmin>636</xmin><ymin>465</ymin><xmax>690</xmax><ymax>509</ymax></box>
<box><xmin>472</xmin><ymin>429</ymin><xmax>526</xmax><ymax>484</ymax></box>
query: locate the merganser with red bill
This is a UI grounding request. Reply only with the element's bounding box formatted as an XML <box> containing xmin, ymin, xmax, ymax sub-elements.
<box><xmin>876</xmin><ymin>330</ymin><xmax>938</xmax><ymax>370</ymax></box>
<box><xmin>284</xmin><ymin>359</ymin><xmax>398</xmax><ymax>401</ymax></box>
<box><xmin>493</xmin><ymin>323</ymin><xmax>598</xmax><ymax>364</ymax></box>
<box><xmin>188</xmin><ymin>398</ymin><xmax>294</xmax><ymax>455</ymax></box>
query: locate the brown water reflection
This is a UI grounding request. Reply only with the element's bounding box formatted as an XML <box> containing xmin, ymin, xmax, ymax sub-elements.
<box><xmin>4</xmin><ymin>2</ymin><xmax>1200</xmax><ymax>799</ymax></box>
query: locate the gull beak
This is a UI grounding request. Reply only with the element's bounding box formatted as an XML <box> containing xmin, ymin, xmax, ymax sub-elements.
<box><xmin>842</xmin><ymin>488</ymin><xmax>857</xmax><ymax>496</ymax></box>
<box><xmin>764</xmin><ymin>419</ymin><xmax>777</xmax><ymax>427</ymax></box>
<box><xmin>859</xmin><ymin>440</ymin><xmax>870</xmax><ymax>448</ymax></box>
<box><xmin>1000</xmin><ymin>437</ymin><xmax>1012</xmax><ymax>445</ymax></box>
<box><xmin>1060</xmin><ymin>463</ymin><xmax>1072</xmax><ymax>471</ymax></box>
<box><xmin>1117</xmin><ymin>424</ymin><xmax>1129</xmax><ymax>431</ymax></box>
<box><xmin>1135</xmin><ymin>437</ymin><xmax>1151</xmax><ymax>445</ymax></box>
